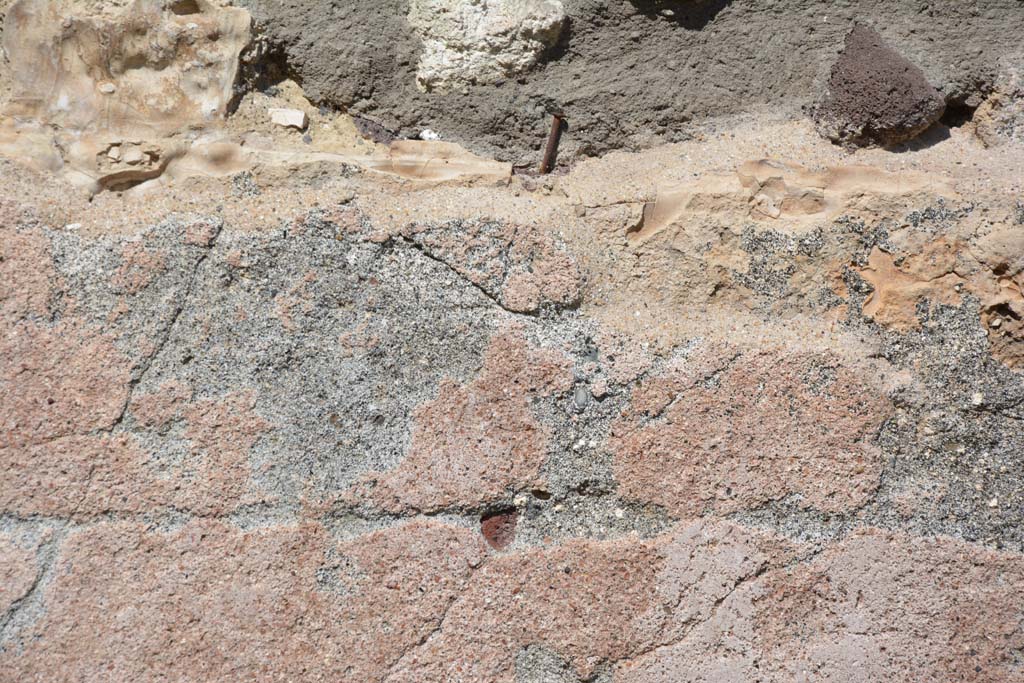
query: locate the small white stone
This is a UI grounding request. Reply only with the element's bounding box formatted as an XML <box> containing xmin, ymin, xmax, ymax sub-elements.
<box><xmin>614</xmin><ymin>508</ymin><xmax>624</xmax><ymax>519</ymax></box>
<box><xmin>107</xmin><ymin>145</ymin><xmax>122</xmax><ymax>161</ymax></box>
<box><xmin>122</xmin><ymin>147</ymin><xmax>145</xmax><ymax>165</ymax></box>
<box><xmin>988</xmin><ymin>497</ymin><xmax>999</xmax><ymax>508</ymax></box>
<box><xmin>418</xmin><ymin>129</ymin><xmax>440</xmax><ymax>141</ymax></box>
<box><xmin>971</xmin><ymin>392</ymin><xmax>984</xmax><ymax>406</ymax></box>
<box><xmin>98</xmin><ymin>82</ymin><xmax>116</xmax><ymax>94</ymax></box>
<box><xmin>990</xmin><ymin>317</ymin><xmax>1003</xmax><ymax>328</ymax></box>
<box><xmin>269</xmin><ymin>107</ymin><xmax>308</xmax><ymax>130</ymax></box>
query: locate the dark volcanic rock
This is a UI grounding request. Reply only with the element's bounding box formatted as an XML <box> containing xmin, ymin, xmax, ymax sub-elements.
<box><xmin>814</xmin><ymin>24</ymin><xmax>946</xmax><ymax>147</ymax></box>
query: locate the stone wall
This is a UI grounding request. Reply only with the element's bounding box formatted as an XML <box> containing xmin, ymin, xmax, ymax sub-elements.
<box><xmin>1</xmin><ymin>1</ymin><xmax>1024</xmax><ymax>682</ymax></box>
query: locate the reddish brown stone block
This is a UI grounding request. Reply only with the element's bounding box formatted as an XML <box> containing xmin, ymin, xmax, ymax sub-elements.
<box><xmin>330</xmin><ymin>520</ymin><xmax>487</xmax><ymax>680</ymax></box>
<box><xmin>0</xmin><ymin>225</ymin><xmax>55</xmax><ymax>320</ymax></box>
<box><xmin>386</xmin><ymin>519</ymin><xmax>800</xmax><ymax>682</ymax></box>
<box><xmin>386</xmin><ymin>534</ymin><xmax>662</xmax><ymax>681</ymax></box>
<box><xmin>0</xmin><ymin>386</ymin><xmax>269</xmax><ymax>519</ymax></box>
<box><xmin>0</xmin><ymin>520</ymin><xmax>484</xmax><ymax>682</ymax></box>
<box><xmin>0</xmin><ymin>433</ymin><xmax>169</xmax><ymax>518</ymax></box>
<box><xmin>0</xmin><ymin>321</ymin><xmax>133</xmax><ymax>450</ymax></box>
<box><xmin>617</xmin><ymin>529</ymin><xmax>1024</xmax><ymax>683</ymax></box>
<box><xmin>179</xmin><ymin>391</ymin><xmax>271</xmax><ymax>515</ymax></box>
<box><xmin>758</xmin><ymin>529</ymin><xmax>1024</xmax><ymax>682</ymax></box>
<box><xmin>4</xmin><ymin>516</ymin><xmax>1019</xmax><ymax>683</ymax></box>
<box><xmin>610</xmin><ymin>345</ymin><xmax>890</xmax><ymax>516</ymax></box>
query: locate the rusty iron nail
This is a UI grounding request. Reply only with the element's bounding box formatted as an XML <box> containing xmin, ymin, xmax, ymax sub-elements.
<box><xmin>539</xmin><ymin>112</ymin><xmax>564</xmax><ymax>174</ymax></box>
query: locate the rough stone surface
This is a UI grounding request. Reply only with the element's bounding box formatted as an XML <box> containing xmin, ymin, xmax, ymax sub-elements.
<box><xmin>975</xmin><ymin>56</ymin><xmax>1024</xmax><ymax>147</ymax></box>
<box><xmin>1</xmin><ymin>4</ymin><xmax>1024</xmax><ymax>680</ymax></box>
<box><xmin>238</xmin><ymin>0</ymin><xmax>1024</xmax><ymax>162</ymax></box>
<box><xmin>0</xmin><ymin>535</ymin><xmax>37</xmax><ymax>618</ymax></box>
<box><xmin>1</xmin><ymin>321</ymin><xmax>131</xmax><ymax>448</ymax></box>
<box><xmin>5</xmin><ymin>517</ymin><xmax>1021</xmax><ymax>682</ymax></box>
<box><xmin>610</xmin><ymin>345</ymin><xmax>890</xmax><ymax>516</ymax></box>
<box><xmin>616</xmin><ymin>528</ymin><xmax>1024</xmax><ymax>682</ymax></box>
<box><xmin>3</xmin><ymin>0</ymin><xmax>251</xmax><ymax>136</ymax></box>
<box><xmin>1</xmin><ymin>519</ymin><xmax>487</xmax><ymax>681</ymax></box>
<box><xmin>813</xmin><ymin>24</ymin><xmax>946</xmax><ymax>146</ymax></box>
<box><xmin>349</xmin><ymin>324</ymin><xmax>573</xmax><ymax>514</ymax></box>
<box><xmin>2</xmin><ymin>131</ymin><xmax>1024</xmax><ymax>676</ymax></box>
<box><xmin>400</xmin><ymin>218</ymin><xmax>583</xmax><ymax>313</ymax></box>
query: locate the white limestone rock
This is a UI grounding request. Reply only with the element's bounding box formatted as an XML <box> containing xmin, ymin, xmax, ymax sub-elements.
<box><xmin>408</xmin><ymin>0</ymin><xmax>565</xmax><ymax>93</ymax></box>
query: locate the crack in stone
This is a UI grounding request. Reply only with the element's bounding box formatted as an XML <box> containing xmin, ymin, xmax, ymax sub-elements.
<box><xmin>108</xmin><ymin>221</ymin><xmax>224</xmax><ymax>432</ymax></box>
<box><xmin>0</xmin><ymin>524</ymin><xmax>68</xmax><ymax>652</ymax></box>
<box><xmin>381</xmin><ymin>557</ymin><xmax>487</xmax><ymax>683</ymax></box>
<box><xmin>618</xmin><ymin>348</ymin><xmax>744</xmax><ymax>437</ymax></box>
<box><xmin>607</xmin><ymin>557</ymin><xmax>773</xmax><ymax>673</ymax></box>
<box><xmin>67</xmin><ymin>462</ymin><xmax>97</xmax><ymax>521</ymax></box>
<box><xmin>395</xmin><ymin>235</ymin><xmax>541</xmax><ymax>318</ymax></box>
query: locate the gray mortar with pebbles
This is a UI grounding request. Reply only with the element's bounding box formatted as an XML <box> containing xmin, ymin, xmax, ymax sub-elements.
<box><xmin>13</xmin><ymin>198</ymin><xmax>1024</xmax><ymax>560</ymax></box>
<box><xmin>733</xmin><ymin>207</ymin><xmax>1024</xmax><ymax>552</ymax></box>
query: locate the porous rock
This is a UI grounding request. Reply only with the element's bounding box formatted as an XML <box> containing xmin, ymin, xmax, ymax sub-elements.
<box><xmin>610</xmin><ymin>344</ymin><xmax>891</xmax><ymax>516</ymax></box>
<box><xmin>813</xmin><ymin>24</ymin><xmax>946</xmax><ymax>147</ymax></box>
